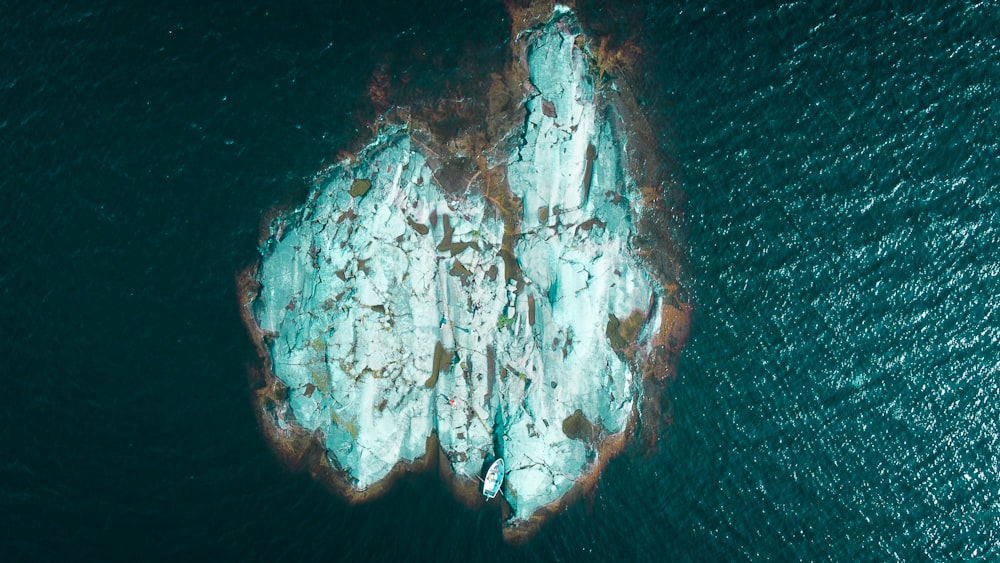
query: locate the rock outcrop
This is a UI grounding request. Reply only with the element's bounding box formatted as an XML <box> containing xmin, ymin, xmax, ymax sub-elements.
<box><xmin>239</xmin><ymin>4</ymin><xmax>690</xmax><ymax>542</ymax></box>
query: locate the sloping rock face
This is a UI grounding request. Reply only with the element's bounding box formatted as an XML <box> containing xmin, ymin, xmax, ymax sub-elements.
<box><xmin>240</xmin><ymin>5</ymin><xmax>689</xmax><ymax>542</ymax></box>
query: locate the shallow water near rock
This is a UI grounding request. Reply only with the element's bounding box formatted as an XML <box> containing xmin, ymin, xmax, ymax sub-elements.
<box><xmin>4</xmin><ymin>0</ymin><xmax>999</xmax><ymax>560</ymax></box>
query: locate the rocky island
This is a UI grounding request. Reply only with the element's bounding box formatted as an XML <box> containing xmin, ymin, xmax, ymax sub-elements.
<box><xmin>239</xmin><ymin>2</ymin><xmax>690</xmax><ymax>542</ymax></box>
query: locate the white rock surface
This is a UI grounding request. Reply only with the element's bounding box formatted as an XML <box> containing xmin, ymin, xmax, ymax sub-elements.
<box><xmin>252</xmin><ymin>6</ymin><xmax>658</xmax><ymax>524</ymax></box>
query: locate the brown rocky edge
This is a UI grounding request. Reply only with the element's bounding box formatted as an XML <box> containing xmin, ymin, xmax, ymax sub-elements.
<box><xmin>237</xmin><ymin>0</ymin><xmax>691</xmax><ymax>544</ymax></box>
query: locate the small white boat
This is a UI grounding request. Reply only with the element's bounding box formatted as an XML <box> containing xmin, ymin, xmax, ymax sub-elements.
<box><xmin>482</xmin><ymin>458</ymin><xmax>505</xmax><ymax>499</ymax></box>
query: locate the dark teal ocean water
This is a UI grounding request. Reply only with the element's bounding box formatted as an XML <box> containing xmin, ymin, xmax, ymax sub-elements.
<box><xmin>3</xmin><ymin>1</ymin><xmax>998</xmax><ymax>560</ymax></box>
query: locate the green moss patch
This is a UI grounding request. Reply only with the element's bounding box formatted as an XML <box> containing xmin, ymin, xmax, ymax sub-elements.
<box><xmin>349</xmin><ymin>178</ymin><xmax>372</xmax><ymax>197</ymax></box>
<box><xmin>562</xmin><ymin>409</ymin><xmax>598</xmax><ymax>442</ymax></box>
<box><xmin>606</xmin><ymin>309</ymin><xmax>645</xmax><ymax>353</ymax></box>
<box><xmin>406</xmin><ymin>217</ymin><xmax>430</xmax><ymax>235</ymax></box>
<box><xmin>425</xmin><ymin>340</ymin><xmax>450</xmax><ymax>388</ymax></box>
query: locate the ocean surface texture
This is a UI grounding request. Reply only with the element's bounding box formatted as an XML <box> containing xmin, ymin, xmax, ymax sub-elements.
<box><xmin>3</xmin><ymin>1</ymin><xmax>997</xmax><ymax>560</ymax></box>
